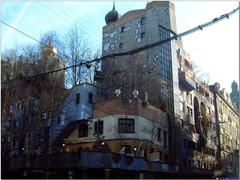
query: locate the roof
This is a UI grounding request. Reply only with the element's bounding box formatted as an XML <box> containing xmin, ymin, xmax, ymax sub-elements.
<box><xmin>93</xmin><ymin>97</ymin><xmax>168</xmax><ymax>125</ymax></box>
<box><xmin>103</xmin><ymin>8</ymin><xmax>145</xmax><ymax>32</ymax></box>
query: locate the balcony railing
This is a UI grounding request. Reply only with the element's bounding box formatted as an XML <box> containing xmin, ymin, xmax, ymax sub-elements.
<box><xmin>179</xmin><ymin>71</ymin><xmax>196</xmax><ymax>91</ymax></box>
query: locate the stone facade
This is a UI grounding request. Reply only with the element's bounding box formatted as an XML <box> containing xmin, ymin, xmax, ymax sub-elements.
<box><xmin>176</xmin><ymin>41</ymin><xmax>217</xmax><ymax>174</ymax></box>
<box><xmin>210</xmin><ymin>83</ymin><xmax>239</xmax><ymax>178</ymax></box>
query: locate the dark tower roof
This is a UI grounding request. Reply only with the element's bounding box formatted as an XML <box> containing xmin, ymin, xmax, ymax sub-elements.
<box><xmin>105</xmin><ymin>4</ymin><xmax>118</xmax><ymax>25</ymax></box>
<box><xmin>231</xmin><ymin>80</ymin><xmax>238</xmax><ymax>90</ymax></box>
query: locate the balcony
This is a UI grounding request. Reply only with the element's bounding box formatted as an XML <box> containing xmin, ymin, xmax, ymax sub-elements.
<box><xmin>6</xmin><ymin>151</ymin><xmax>178</xmax><ymax>174</ymax></box>
<box><xmin>179</xmin><ymin>71</ymin><xmax>196</xmax><ymax>91</ymax></box>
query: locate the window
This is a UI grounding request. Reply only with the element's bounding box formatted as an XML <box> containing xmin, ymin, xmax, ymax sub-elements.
<box><xmin>180</xmin><ymin>102</ymin><xmax>184</xmax><ymax>112</ymax></box>
<box><xmin>79</xmin><ymin>123</ymin><xmax>88</xmax><ymax>137</ymax></box>
<box><xmin>188</xmin><ymin>159</ymin><xmax>192</xmax><ymax>167</ymax></box>
<box><xmin>197</xmin><ymin>160</ymin><xmax>201</xmax><ymax>168</ymax></box>
<box><xmin>188</xmin><ymin>140</ymin><xmax>196</xmax><ymax>150</ymax></box>
<box><xmin>48</xmin><ymin>112</ymin><xmax>52</xmax><ymax>119</ymax></box>
<box><xmin>157</xmin><ymin>128</ymin><xmax>162</xmax><ymax>142</ymax></box>
<box><xmin>203</xmin><ymin>163</ymin><xmax>207</xmax><ymax>169</ymax></box>
<box><xmin>33</xmin><ymin>99</ymin><xmax>37</xmax><ymax>106</ymax></box>
<box><xmin>94</xmin><ymin>120</ymin><xmax>103</xmax><ymax>135</ymax></box>
<box><xmin>196</xmin><ymin>83</ymin><xmax>199</xmax><ymax>91</ymax></box>
<box><xmin>185</xmin><ymin>59</ymin><xmax>190</xmax><ymax>68</ymax></box>
<box><xmin>180</xmin><ymin>119</ymin><xmax>184</xmax><ymax>128</ymax></box>
<box><xmin>27</xmin><ymin>116</ymin><xmax>32</xmax><ymax>126</ymax></box>
<box><xmin>10</xmin><ymin>90</ymin><xmax>16</xmax><ymax>98</ymax></box>
<box><xmin>140</xmin><ymin>17</ymin><xmax>146</xmax><ymax>26</ymax></box>
<box><xmin>48</xmin><ymin>112</ymin><xmax>52</xmax><ymax>126</ymax></box>
<box><xmin>43</xmin><ymin>128</ymin><xmax>49</xmax><ymax>141</ymax></box>
<box><xmin>12</xmin><ymin>136</ymin><xmax>16</xmax><ymax>147</ymax></box>
<box><xmin>42</xmin><ymin>112</ymin><xmax>47</xmax><ymax>119</ymax></box>
<box><xmin>140</xmin><ymin>32</ymin><xmax>145</xmax><ymax>40</ymax></box>
<box><xmin>210</xmin><ymin>97</ymin><xmax>213</xmax><ymax>104</ymax></box>
<box><xmin>187</xmin><ymin>106</ymin><xmax>193</xmax><ymax>116</ymax></box>
<box><xmin>183</xmin><ymin>158</ymin><xmax>187</xmax><ymax>167</ymax></box>
<box><xmin>165</xmin><ymin>153</ymin><xmax>168</xmax><ymax>162</ymax></box>
<box><xmin>76</xmin><ymin>93</ymin><xmax>80</xmax><ymax>104</ymax></box>
<box><xmin>183</xmin><ymin>139</ymin><xmax>187</xmax><ymax>148</ymax></box>
<box><xmin>159</xmin><ymin>151</ymin><xmax>163</xmax><ymax>161</ymax></box>
<box><xmin>120</xmin><ymin>26</ymin><xmax>125</xmax><ymax>33</ymax></box>
<box><xmin>57</xmin><ymin>116</ymin><xmax>61</xmax><ymax>125</ymax></box>
<box><xmin>13</xmin><ymin>119</ymin><xmax>17</xmax><ymax>129</ymax></box>
<box><xmin>17</xmin><ymin>102</ymin><xmax>21</xmax><ymax>111</ymax></box>
<box><xmin>207</xmin><ymin>106</ymin><xmax>211</xmax><ymax>115</ymax></box>
<box><xmin>28</xmin><ymin>99</ymin><xmax>32</xmax><ymax>108</ymax></box>
<box><xmin>121</xmin><ymin>145</ymin><xmax>131</xmax><ymax>154</ymax></box>
<box><xmin>189</xmin><ymin>94</ymin><xmax>193</xmax><ymax>105</ymax></box>
<box><xmin>119</xmin><ymin>42</ymin><xmax>123</xmax><ymax>49</ymax></box>
<box><xmin>177</xmin><ymin>49</ymin><xmax>180</xmax><ymax>59</ymax></box>
<box><xmin>9</xmin><ymin>105</ymin><xmax>13</xmax><ymax>113</ymax></box>
<box><xmin>88</xmin><ymin>93</ymin><xmax>93</xmax><ymax>104</ymax></box>
<box><xmin>32</xmin><ymin>98</ymin><xmax>37</xmax><ymax>110</ymax></box>
<box><xmin>118</xmin><ymin>118</ymin><xmax>135</xmax><ymax>133</ymax></box>
<box><xmin>163</xmin><ymin>131</ymin><xmax>167</xmax><ymax>147</ymax></box>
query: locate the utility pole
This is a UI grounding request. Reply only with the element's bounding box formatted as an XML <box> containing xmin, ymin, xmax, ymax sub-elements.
<box><xmin>212</xmin><ymin>85</ymin><xmax>222</xmax><ymax>172</ymax></box>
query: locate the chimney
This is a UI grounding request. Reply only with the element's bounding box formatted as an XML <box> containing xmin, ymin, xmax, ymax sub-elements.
<box><xmin>142</xmin><ymin>91</ymin><xmax>149</xmax><ymax>107</ymax></box>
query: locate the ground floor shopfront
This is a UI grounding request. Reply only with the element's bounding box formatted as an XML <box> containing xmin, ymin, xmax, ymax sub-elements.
<box><xmin>2</xmin><ymin>151</ymin><xmax>219</xmax><ymax>179</ymax></box>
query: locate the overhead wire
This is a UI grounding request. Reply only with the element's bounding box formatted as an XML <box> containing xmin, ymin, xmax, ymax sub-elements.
<box><xmin>39</xmin><ymin>2</ymin><xmax>101</xmax><ymax>49</ymax></box>
<box><xmin>1</xmin><ymin>20</ymin><xmax>67</xmax><ymax>62</ymax></box>
<box><xmin>1</xmin><ymin>6</ymin><xmax>239</xmax><ymax>79</ymax></box>
<box><xmin>39</xmin><ymin>2</ymin><xmax>75</xmax><ymax>25</ymax></box>
<box><xmin>47</xmin><ymin>2</ymin><xmax>102</xmax><ymax>39</ymax></box>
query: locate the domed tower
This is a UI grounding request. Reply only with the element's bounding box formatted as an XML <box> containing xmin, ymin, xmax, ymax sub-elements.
<box><xmin>230</xmin><ymin>80</ymin><xmax>240</xmax><ymax>109</ymax></box>
<box><xmin>105</xmin><ymin>3</ymin><xmax>119</xmax><ymax>25</ymax></box>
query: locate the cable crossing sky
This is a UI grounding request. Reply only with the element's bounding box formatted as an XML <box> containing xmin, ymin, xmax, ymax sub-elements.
<box><xmin>1</xmin><ymin>6</ymin><xmax>239</xmax><ymax>79</ymax></box>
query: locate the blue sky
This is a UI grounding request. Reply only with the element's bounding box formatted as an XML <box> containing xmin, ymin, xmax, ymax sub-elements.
<box><xmin>1</xmin><ymin>1</ymin><xmax>239</xmax><ymax>92</ymax></box>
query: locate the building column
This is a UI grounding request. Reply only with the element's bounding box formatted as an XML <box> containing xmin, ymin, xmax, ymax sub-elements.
<box><xmin>139</xmin><ymin>172</ymin><xmax>144</xmax><ymax>179</ymax></box>
<box><xmin>104</xmin><ymin>169</ymin><xmax>110</xmax><ymax>179</ymax></box>
<box><xmin>68</xmin><ymin>170</ymin><xmax>74</xmax><ymax>179</ymax></box>
<box><xmin>23</xmin><ymin>170</ymin><xmax>28</xmax><ymax>177</ymax></box>
<box><xmin>46</xmin><ymin>171</ymin><xmax>51</xmax><ymax>179</ymax></box>
<box><xmin>81</xmin><ymin>168</ymin><xmax>88</xmax><ymax>178</ymax></box>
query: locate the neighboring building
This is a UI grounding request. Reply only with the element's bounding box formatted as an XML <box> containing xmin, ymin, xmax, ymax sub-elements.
<box><xmin>177</xmin><ymin>40</ymin><xmax>217</xmax><ymax>177</ymax></box>
<box><xmin>100</xmin><ymin>0</ymin><xmax>180</xmax><ymax>165</ymax></box>
<box><xmin>230</xmin><ymin>80</ymin><xmax>240</xmax><ymax>110</ymax></box>
<box><xmin>210</xmin><ymin>83</ymin><xmax>239</xmax><ymax>179</ymax></box>
<box><xmin>50</xmin><ymin>83</ymin><xmax>97</xmax><ymax>146</ymax></box>
<box><xmin>1</xmin><ymin>45</ymin><xmax>66</xmax><ymax>177</ymax></box>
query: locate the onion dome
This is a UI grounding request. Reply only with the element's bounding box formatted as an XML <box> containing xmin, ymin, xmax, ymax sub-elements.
<box><xmin>105</xmin><ymin>4</ymin><xmax>118</xmax><ymax>25</ymax></box>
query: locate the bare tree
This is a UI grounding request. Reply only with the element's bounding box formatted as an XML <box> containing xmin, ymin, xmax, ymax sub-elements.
<box><xmin>191</xmin><ymin>61</ymin><xmax>210</xmax><ymax>84</ymax></box>
<box><xmin>62</xmin><ymin>23</ymin><xmax>101</xmax><ymax>87</ymax></box>
<box><xmin>99</xmin><ymin>52</ymin><xmax>167</xmax><ymax>110</ymax></box>
<box><xmin>1</xmin><ymin>31</ymin><xmax>68</xmax><ymax>169</ymax></box>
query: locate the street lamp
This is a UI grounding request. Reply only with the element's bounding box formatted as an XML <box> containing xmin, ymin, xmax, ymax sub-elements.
<box><xmin>132</xmin><ymin>89</ymin><xmax>139</xmax><ymax>98</ymax></box>
<box><xmin>115</xmin><ymin>89</ymin><xmax>121</xmax><ymax>96</ymax></box>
